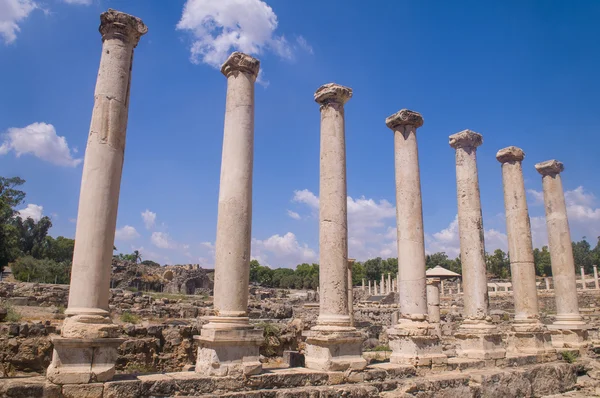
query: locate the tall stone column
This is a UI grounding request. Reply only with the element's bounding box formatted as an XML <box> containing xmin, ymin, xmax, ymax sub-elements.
<box><xmin>496</xmin><ymin>147</ymin><xmax>552</xmax><ymax>356</ymax></box>
<box><xmin>449</xmin><ymin>130</ymin><xmax>505</xmax><ymax>360</ymax></box>
<box><xmin>46</xmin><ymin>9</ymin><xmax>146</xmax><ymax>385</ymax></box>
<box><xmin>594</xmin><ymin>265</ymin><xmax>599</xmax><ymax>290</ymax></box>
<box><xmin>580</xmin><ymin>267</ymin><xmax>586</xmax><ymax>290</ymax></box>
<box><xmin>385</xmin><ymin>109</ymin><xmax>445</xmax><ymax>366</ymax></box>
<box><xmin>195</xmin><ymin>52</ymin><xmax>263</xmax><ymax>376</ymax></box>
<box><xmin>304</xmin><ymin>83</ymin><xmax>366</xmax><ymax>371</ymax></box>
<box><xmin>535</xmin><ymin>160</ymin><xmax>588</xmax><ymax>347</ymax></box>
<box><xmin>427</xmin><ymin>278</ymin><xmax>441</xmax><ymax>338</ymax></box>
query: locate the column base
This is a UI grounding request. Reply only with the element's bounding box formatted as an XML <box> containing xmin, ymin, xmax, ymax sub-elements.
<box><xmin>547</xmin><ymin>321</ymin><xmax>589</xmax><ymax>349</ymax></box>
<box><xmin>194</xmin><ymin>319</ymin><xmax>263</xmax><ymax>377</ymax></box>
<box><xmin>303</xmin><ymin>326</ymin><xmax>367</xmax><ymax>371</ymax></box>
<box><xmin>61</xmin><ymin>312</ymin><xmax>119</xmax><ymax>339</ymax></box>
<box><xmin>455</xmin><ymin>319</ymin><xmax>506</xmax><ymax>360</ymax></box>
<box><xmin>46</xmin><ymin>337</ymin><xmax>124</xmax><ymax>384</ymax></box>
<box><xmin>506</xmin><ymin>322</ymin><xmax>555</xmax><ymax>357</ymax></box>
<box><xmin>387</xmin><ymin>319</ymin><xmax>447</xmax><ymax>367</ymax></box>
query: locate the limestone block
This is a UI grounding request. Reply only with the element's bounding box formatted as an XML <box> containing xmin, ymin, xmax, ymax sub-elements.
<box><xmin>303</xmin><ymin>328</ymin><xmax>367</xmax><ymax>371</ymax></box>
<box><xmin>62</xmin><ymin>383</ymin><xmax>104</xmax><ymax>398</ymax></box>
<box><xmin>194</xmin><ymin>327</ymin><xmax>263</xmax><ymax>377</ymax></box>
<box><xmin>387</xmin><ymin>321</ymin><xmax>446</xmax><ymax>367</ymax></box>
<box><xmin>102</xmin><ymin>379</ymin><xmax>141</xmax><ymax>398</ymax></box>
<box><xmin>46</xmin><ymin>337</ymin><xmax>123</xmax><ymax>385</ymax></box>
<box><xmin>455</xmin><ymin>321</ymin><xmax>506</xmax><ymax>360</ymax></box>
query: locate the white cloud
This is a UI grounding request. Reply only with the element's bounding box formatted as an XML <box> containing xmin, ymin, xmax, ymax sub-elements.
<box><xmin>292</xmin><ymin>189</ymin><xmax>319</xmax><ymax>209</ymax></box>
<box><xmin>141</xmin><ymin>209</ymin><xmax>156</xmax><ymax>230</ymax></box>
<box><xmin>287</xmin><ymin>210</ymin><xmax>300</xmax><ymax>220</ymax></box>
<box><xmin>0</xmin><ymin>122</ymin><xmax>82</xmax><ymax>166</ymax></box>
<box><xmin>17</xmin><ymin>203</ymin><xmax>43</xmax><ymax>221</ymax></box>
<box><xmin>115</xmin><ymin>225</ymin><xmax>140</xmax><ymax>241</ymax></box>
<box><xmin>0</xmin><ymin>0</ymin><xmax>37</xmax><ymax>44</ymax></box>
<box><xmin>176</xmin><ymin>0</ymin><xmax>296</xmax><ymax>68</ymax></box>
<box><xmin>527</xmin><ymin>189</ymin><xmax>544</xmax><ymax>206</ymax></box>
<box><xmin>295</xmin><ymin>35</ymin><xmax>313</xmax><ymax>54</ymax></box>
<box><xmin>151</xmin><ymin>232</ymin><xmax>175</xmax><ymax>249</ymax></box>
<box><xmin>62</xmin><ymin>0</ymin><xmax>91</xmax><ymax>4</ymax></box>
<box><xmin>252</xmin><ymin>232</ymin><xmax>317</xmax><ymax>268</ymax></box>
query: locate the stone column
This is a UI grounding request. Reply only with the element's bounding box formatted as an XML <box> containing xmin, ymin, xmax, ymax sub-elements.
<box><xmin>449</xmin><ymin>130</ymin><xmax>505</xmax><ymax>360</ymax></box>
<box><xmin>304</xmin><ymin>83</ymin><xmax>366</xmax><ymax>371</ymax></box>
<box><xmin>535</xmin><ymin>160</ymin><xmax>587</xmax><ymax>347</ymax></box>
<box><xmin>362</xmin><ymin>278</ymin><xmax>365</xmax><ymax>291</ymax></box>
<box><xmin>427</xmin><ymin>278</ymin><xmax>441</xmax><ymax>324</ymax></box>
<box><xmin>580</xmin><ymin>267</ymin><xmax>586</xmax><ymax>290</ymax></box>
<box><xmin>496</xmin><ymin>147</ymin><xmax>551</xmax><ymax>355</ymax></box>
<box><xmin>46</xmin><ymin>9</ymin><xmax>146</xmax><ymax>385</ymax></box>
<box><xmin>545</xmin><ymin>277</ymin><xmax>551</xmax><ymax>290</ymax></box>
<box><xmin>387</xmin><ymin>273</ymin><xmax>392</xmax><ymax>294</ymax></box>
<box><xmin>594</xmin><ymin>265</ymin><xmax>599</xmax><ymax>290</ymax></box>
<box><xmin>381</xmin><ymin>274</ymin><xmax>385</xmax><ymax>294</ymax></box>
<box><xmin>385</xmin><ymin>109</ymin><xmax>445</xmax><ymax>366</ymax></box>
<box><xmin>348</xmin><ymin>259</ymin><xmax>355</xmax><ymax>326</ymax></box>
<box><xmin>195</xmin><ymin>52</ymin><xmax>263</xmax><ymax>376</ymax></box>
<box><xmin>368</xmin><ymin>280</ymin><xmax>372</xmax><ymax>295</ymax></box>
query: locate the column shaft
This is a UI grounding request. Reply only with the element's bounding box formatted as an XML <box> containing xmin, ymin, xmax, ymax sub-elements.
<box><xmin>317</xmin><ymin>84</ymin><xmax>351</xmax><ymax>326</ymax></box>
<box><xmin>213</xmin><ymin>56</ymin><xmax>258</xmax><ymax>319</ymax></box>
<box><xmin>451</xmin><ymin>132</ymin><xmax>488</xmax><ymax>318</ymax></box>
<box><xmin>537</xmin><ymin>161</ymin><xmax>581</xmax><ymax>322</ymax></box>
<box><xmin>497</xmin><ymin>147</ymin><xmax>539</xmax><ymax>322</ymax></box>
<box><xmin>68</xmin><ymin>11</ymin><xmax>146</xmax><ymax>316</ymax></box>
<box><xmin>393</xmin><ymin>120</ymin><xmax>427</xmax><ymax>317</ymax></box>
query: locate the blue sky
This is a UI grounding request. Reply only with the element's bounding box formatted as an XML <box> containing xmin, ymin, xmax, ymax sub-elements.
<box><xmin>1</xmin><ymin>0</ymin><xmax>599</xmax><ymax>267</ymax></box>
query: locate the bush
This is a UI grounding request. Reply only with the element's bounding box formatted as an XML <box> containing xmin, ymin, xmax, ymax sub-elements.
<box><xmin>372</xmin><ymin>345</ymin><xmax>391</xmax><ymax>352</ymax></box>
<box><xmin>120</xmin><ymin>311</ymin><xmax>140</xmax><ymax>324</ymax></box>
<box><xmin>2</xmin><ymin>302</ymin><xmax>21</xmax><ymax>322</ymax></box>
<box><xmin>257</xmin><ymin>322</ymin><xmax>281</xmax><ymax>357</ymax></box>
<box><xmin>560</xmin><ymin>350</ymin><xmax>579</xmax><ymax>363</ymax></box>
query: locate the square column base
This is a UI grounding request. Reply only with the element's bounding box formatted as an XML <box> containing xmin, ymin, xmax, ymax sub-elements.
<box><xmin>194</xmin><ymin>327</ymin><xmax>263</xmax><ymax>377</ymax></box>
<box><xmin>547</xmin><ymin>323</ymin><xmax>589</xmax><ymax>349</ymax></box>
<box><xmin>303</xmin><ymin>327</ymin><xmax>367</xmax><ymax>371</ymax></box>
<box><xmin>387</xmin><ymin>320</ymin><xmax>447</xmax><ymax>367</ymax></box>
<box><xmin>507</xmin><ymin>323</ymin><xmax>555</xmax><ymax>357</ymax></box>
<box><xmin>455</xmin><ymin>320</ymin><xmax>506</xmax><ymax>360</ymax></box>
<box><xmin>46</xmin><ymin>337</ymin><xmax>124</xmax><ymax>384</ymax></box>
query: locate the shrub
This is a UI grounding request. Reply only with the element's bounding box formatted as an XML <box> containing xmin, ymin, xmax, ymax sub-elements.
<box><xmin>120</xmin><ymin>311</ymin><xmax>140</xmax><ymax>324</ymax></box>
<box><xmin>2</xmin><ymin>302</ymin><xmax>21</xmax><ymax>322</ymax></box>
<box><xmin>124</xmin><ymin>363</ymin><xmax>156</xmax><ymax>374</ymax></box>
<box><xmin>372</xmin><ymin>345</ymin><xmax>391</xmax><ymax>352</ymax></box>
<box><xmin>560</xmin><ymin>350</ymin><xmax>579</xmax><ymax>363</ymax></box>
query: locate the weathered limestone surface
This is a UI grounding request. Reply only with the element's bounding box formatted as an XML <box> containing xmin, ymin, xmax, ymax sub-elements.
<box><xmin>497</xmin><ymin>147</ymin><xmax>553</xmax><ymax>355</ymax></box>
<box><xmin>385</xmin><ymin>109</ymin><xmax>444</xmax><ymax>367</ymax></box>
<box><xmin>449</xmin><ymin>130</ymin><xmax>505</xmax><ymax>360</ymax></box>
<box><xmin>304</xmin><ymin>83</ymin><xmax>366</xmax><ymax>372</ymax></box>
<box><xmin>47</xmin><ymin>9</ymin><xmax>147</xmax><ymax>385</ymax></box>
<box><xmin>195</xmin><ymin>52</ymin><xmax>263</xmax><ymax>377</ymax></box>
<box><xmin>535</xmin><ymin>160</ymin><xmax>588</xmax><ymax>347</ymax></box>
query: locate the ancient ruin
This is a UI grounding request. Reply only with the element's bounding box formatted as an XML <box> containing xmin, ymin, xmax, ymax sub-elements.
<box><xmin>1</xmin><ymin>7</ymin><xmax>599</xmax><ymax>398</ymax></box>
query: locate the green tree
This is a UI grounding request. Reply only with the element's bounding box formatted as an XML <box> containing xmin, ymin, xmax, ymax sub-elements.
<box><xmin>533</xmin><ymin>246</ymin><xmax>552</xmax><ymax>276</ymax></box>
<box><xmin>272</xmin><ymin>268</ymin><xmax>294</xmax><ymax>288</ymax></box>
<box><xmin>364</xmin><ymin>257</ymin><xmax>383</xmax><ymax>282</ymax></box>
<box><xmin>249</xmin><ymin>259</ymin><xmax>261</xmax><ymax>283</ymax></box>
<box><xmin>572</xmin><ymin>239</ymin><xmax>593</xmax><ymax>274</ymax></box>
<box><xmin>486</xmin><ymin>249</ymin><xmax>510</xmax><ymax>278</ymax></box>
<box><xmin>12</xmin><ymin>215</ymin><xmax>53</xmax><ymax>257</ymax></box>
<box><xmin>0</xmin><ymin>177</ymin><xmax>26</xmax><ymax>271</ymax></box>
<box><xmin>382</xmin><ymin>258</ymin><xmax>398</xmax><ymax>278</ymax></box>
<box><xmin>352</xmin><ymin>261</ymin><xmax>366</xmax><ymax>286</ymax></box>
<box><xmin>11</xmin><ymin>255</ymin><xmax>70</xmax><ymax>284</ymax></box>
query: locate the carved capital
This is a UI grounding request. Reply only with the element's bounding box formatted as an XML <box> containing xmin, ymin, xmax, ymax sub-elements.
<box><xmin>99</xmin><ymin>9</ymin><xmax>147</xmax><ymax>47</ymax></box>
<box><xmin>535</xmin><ymin>159</ymin><xmax>564</xmax><ymax>176</ymax></box>
<box><xmin>449</xmin><ymin>129</ymin><xmax>483</xmax><ymax>150</ymax></box>
<box><xmin>385</xmin><ymin>109</ymin><xmax>423</xmax><ymax>130</ymax></box>
<box><xmin>496</xmin><ymin>146</ymin><xmax>525</xmax><ymax>163</ymax></box>
<box><xmin>221</xmin><ymin>52</ymin><xmax>260</xmax><ymax>79</ymax></box>
<box><xmin>314</xmin><ymin>83</ymin><xmax>352</xmax><ymax>106</ymax></box>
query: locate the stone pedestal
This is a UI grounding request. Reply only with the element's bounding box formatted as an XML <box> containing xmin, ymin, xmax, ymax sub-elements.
<box><xmin>450</xmin><ymin>130</ymin><xmax>505</xmax><ymax>360</ymax></box>
<box><xmin>50</xmin><ymin>9</ymin><xmax>146</xmax><ymax>384</ymax></box>
<box><xmin>194</xmin><ymin>324</ymin><xmax>263</xmax><ymax>376</ymax></box>
<box><xmin>304</xmin><ymin>327</ymin><xmax>365</xmax><ymax>371</ymax></box>
<box><xmin>304</xmin><ymin>83</ymin><xmax>366</xmax><ymax>372</ymax></box>
<box><xmin>388</xmin><ymin>319</ymin><xmax>445</xmax><ymax>367</ymax></box>
<box><xmin>535</xmin><ymin>160</ymin><xmax>588</xmax><ymax>348</ymax></box>
<box><xmin>455</xmin><ymin>320</ymin><xmax>505</xmax><ymax>360</ymax></box>
<box><xmin>196</xmin><ymin>52</ymin><xmax>263</xmax><ymax>376</ymax></box>
<box><xmin>46</xmin><ymin>338</ymin><xmax>124</xmax><ymax>384</ymax></box>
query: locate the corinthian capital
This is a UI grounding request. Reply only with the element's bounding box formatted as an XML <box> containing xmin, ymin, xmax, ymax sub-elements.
<box><xmin>449</xmin><ymin>129</ymin><xmax>483</xmax><ymax>150</ymax></box>
<box><xmin>99</xmin><ymin>9</ymin><xmax>148</xmax><ymax>47</ymax></box>
<box><xmin>314</xmin><ymin>83</ymin><xmax>352</xmax><ymax>106</ymax></box>
<box><xmin>535</xmin><ymin>160</ymin><xmax>564</xmax><ymax>176</ymax></box>
<box><xmin>221</xmin><ymin>52</ymin><xmax>260</xmax><ymax>79</ymax></box>
<box><xmin>385</xmin><ymin>109</ymin><xmax>424</xmax><ymax>130</ymax></box>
